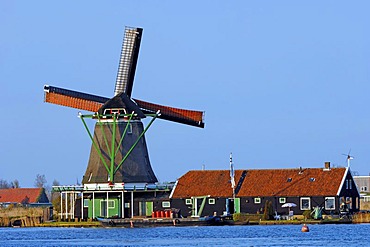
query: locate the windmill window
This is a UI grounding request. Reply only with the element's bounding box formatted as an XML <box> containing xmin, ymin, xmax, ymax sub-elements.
<box><xmin>162</xmin><ymin>201</ymin><xmax>171</xmax><ymax>208</ymax></box>
<box><xmin>279</xmin><ymin>198</ymin><xmax>286</xmax><ymax>204</ymax></box>
<box><xmin>185</xmin><ymin>199</ymin><xmax>192</xmax><ymax>205</ymax></box>
<box><xmin>309</xmin><ymin>178</ymin><xmax>315</xmax><ymax>182</ymax></box>
<box><xmin>208</xmin><ymin>198</ymin><xmax>215</xmax><ymax>205</ymax></box>
<box><xmin>349</xmin><ymin>179</ymin><xmax>352</xmax><ymax>189</ymax></box>
<box><xmin>287</xmin><ymin>178</ymin><xmax>292</xmax><ymax>182</ymax></box>
<box><xmin>346</xmin><ymin>179</ymin><xmax>349</xmax><ymax>189</ymax></box>
<box><xmin>254</xmin><ymin>198</ymin><xmax>261</xmax><ymax>204</ymax></box>
<box><xmin>127</xmin><ymin>123</ymin><xmax>132</xmax><ymax>134</ymax></box>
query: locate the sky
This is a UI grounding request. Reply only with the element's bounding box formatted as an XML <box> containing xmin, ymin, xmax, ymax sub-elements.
<box><xmin>1</xmin><ymin>1</ymin><xmax>370</xmax><ymax>188</ymax></box>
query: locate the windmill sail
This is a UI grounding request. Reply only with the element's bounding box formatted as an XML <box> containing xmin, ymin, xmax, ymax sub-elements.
<box><xmin>44</xmin><ymin>85</ymin><xmax>205</xmax><ymax>128</ymax></box>
<box><xmin>44</xmin><ymin>85</ymin><xmax>106</xmax><ymax>112</ymax></box>
<box><xmin>114</xmin><ymin>27</ymin><xmax>143</xmax><ymax>97</ymax></box>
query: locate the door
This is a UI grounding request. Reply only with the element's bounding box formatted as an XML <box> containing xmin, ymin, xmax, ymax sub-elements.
<box><xmin>146</xmin><ymin>202</ymin><xmax>153</xmax><ymax>216</ymax></box>
<box><xmin>226</xmin><ymin>198</ymin><xmax>235</xmax><ymax>214</ymax></box>
<box><xmin>234</xmin><ymin>198</ymin><xmax>240</xmax><ymax>213</ymax></box>
<box><xmin>100</xmin><ymin>200</ymin><xmax>107</xmax><ymax>217</ymax></box>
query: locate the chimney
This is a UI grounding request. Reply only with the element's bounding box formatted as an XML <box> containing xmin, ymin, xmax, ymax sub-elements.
<box><xmin>324</xmin><ymin>162</ymin><xmax>331</xmax><ymax>171</ymax></box>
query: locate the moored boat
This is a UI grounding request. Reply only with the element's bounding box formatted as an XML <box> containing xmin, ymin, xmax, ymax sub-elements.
<box><xmin>96</xmin><ymin>215</ymin><xmax>232</xmax><ymax>227</ymax></box>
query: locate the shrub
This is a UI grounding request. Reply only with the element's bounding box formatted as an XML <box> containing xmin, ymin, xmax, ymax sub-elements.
<box><xmin>303</xmin><ymin>210</ymin><xmax>312</xmax><ymax>220</ymax></box>
<box><xmin>233</xmin><ymin>213</ymin><xmax>262</xmax><ymax>222</ymax></box>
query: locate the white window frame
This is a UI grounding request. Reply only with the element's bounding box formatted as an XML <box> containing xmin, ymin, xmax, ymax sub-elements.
<box><xmin>185</xmin><ymin>199</ymin><xmax>192</xmax><ymax>205</ymax></box>
<box><xmin>254</xmin><ymin>198</ymin><xmax>261</xmax><ymax>204</ymax></box>
<box><xmin>83</xmin><ymin>199</ymin><xmax>89</xmax><ymax>208</ymax></box>
<box><xmin>300</xmin><ymin>197</ymin><xmax>311</xmax><ymax>210</ymax></box>
<box><xmin>208</xmin><ymin>198</ymin><xmax>215</xmax><ymax>205</ymax></box>
<box><xmin>279</xmin><ymin>197</ymin><xmax>286</xmax><ymax>204</ymax></box>
<box><xmin>162</xmin><ymin>201</ymin><xmax>171</xmax><ymax>208</ymax></box>
<box><xmin>325</xmin><ymin>197</ymin><xmax>335</xmax><ymax>210</ymax></box>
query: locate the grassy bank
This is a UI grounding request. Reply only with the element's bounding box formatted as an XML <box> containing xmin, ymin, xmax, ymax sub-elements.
<box><xmin>38</xmin><ymin>221</ymin><xmax>101</xmax><ymax>227</ymax></box>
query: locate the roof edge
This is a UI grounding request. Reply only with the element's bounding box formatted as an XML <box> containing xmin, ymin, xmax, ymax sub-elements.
<box><xmin>337</xmin><ymin>167</ymin><xmax>349</xmax><ymax>196</ymax></box>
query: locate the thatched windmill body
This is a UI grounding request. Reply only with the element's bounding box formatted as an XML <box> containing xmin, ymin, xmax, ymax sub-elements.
<box><xmin>44</xmin><ymin>27</ymin><xmax>205</xmax><ymax>187</ymax></box>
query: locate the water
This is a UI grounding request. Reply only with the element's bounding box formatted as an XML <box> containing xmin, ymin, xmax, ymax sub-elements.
<box><xmin>0</xmin><ymin>224</ymin><xmax>369</xmax><ymax>246</ymax></box>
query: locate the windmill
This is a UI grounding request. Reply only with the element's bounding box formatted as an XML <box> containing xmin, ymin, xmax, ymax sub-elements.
<box><xmin>342</xmin><ymin>149</ymin><xmax>354</xmax><ymax>167</ymax></box>
<box><xmin>44</xmin><ymin>27</ymin><xmax>205</xmax><ymax>186</ymax></box>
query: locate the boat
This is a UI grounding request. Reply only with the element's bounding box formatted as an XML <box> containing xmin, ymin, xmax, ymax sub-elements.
<box><xmin>96</xmin><ymin>215</ymin><xmax>232</xmax><ymax>227</ymax></box>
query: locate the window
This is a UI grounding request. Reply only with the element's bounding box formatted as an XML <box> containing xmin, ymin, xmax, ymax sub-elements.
<box><xmin>208</xmin><ymin>198</ymin><xmax>215</xmax><ymax>205</ymax></box>
<box><xmin>83</xmin><ymin>199</ymin><xmax>89</xmax><ymax>208</ymax></box>
<box><xmin>349</xmin><ymin>179</ymin><xmax>352</xmax><ymax>189</ymax></box>
<box><xmin>346</xmin><ymin>197</ymin><xmax>352</xmax><ymax>209</ymax></box>
<box><xmin>254</xmin><ymin>198</ymin><xmax>261</xmax><ymax>204</ymax></box>
<box><xmin>108</xmin><ymin>200</ymin><xmax>115</xmax><ymax>208</ymax></box>
<box><xmin>101</xmin><ymin>200</ymin><xmax>115</xmax><ymax>209</ymax></box>
<box><xmin>287</xmin><ymin>178</ymin><xmax>292</xmax><ymax>182</ymax></box>
<box><xmin>124</xmin><ymin>203</ymin><xmax>130</xmax><ymax>208</ymax></box>
<box><xmin>127</xmin><ymin>123</ymin><xmax>132</xmax><ymax>134</ymax></box>
<box><xmin>279</xmin><ymin>198</ymin><xmax>286</xmax><ymax>204</ymax></box>
<box><xmin>325</xmin><ymin>197</ymin><xmax>335</xmax><ymax>210</ymax></box>
<box><xmin>300</xmin><ymin>197</ymin><xmax>311</xmax><ymax>210</ymax></box>
<box><xmin>162</xmin><ymin>201</ymin><xmax>171</xmax><ymax>208</ymax></box>
<box><xmin>309</xmin><ymin>178</ymin><xmax>315</xmax><ymax>182</ymax></box>
<box><xmin>185</xmin><ymin>199</ymin><xmax>192</xmax><ymax>205</ymax></box>
<box><xmin>346</xmin><ymin>179</ymin><xmax>349</xmax><ymax>189</ymax></box>
<box><xmin>361</xmin><ymin>186</ymin><xmax>368</xmax><ymax>192</ymax></box>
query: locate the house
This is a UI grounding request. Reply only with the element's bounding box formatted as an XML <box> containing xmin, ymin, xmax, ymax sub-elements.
<box><xmin>170</xmin><ymin>163</ymin><xmax>360</xmax><ymax>217</ymax></box>
<box><xmin>54</xmin><ymin>183</ymin><xmax>175</xmax><ymax>220</ymax></box>
<box><xmin>353</xmin><ymin>175</ymin><xmax>370</xmax><ymax>208</ymax></box>
<box><xmin>0</xmin><ymin>188</ymin><xmax>50</xmax><ymax>208</ymax></box>
<box><xmin>354</xmin><ymin>175</ymin><xmax>370</xmax><ymax>194</ymax></box>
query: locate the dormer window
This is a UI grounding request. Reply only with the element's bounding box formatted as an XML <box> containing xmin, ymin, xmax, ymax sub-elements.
<box><xmin>309</xmin><ymin>178</ymin><xmax>315</xmax><ymax>182</ymax></box>
<box><xmin>287</xmin><ymin>178</ymin><xmax>292</xmax><ymax>182</ymax></box>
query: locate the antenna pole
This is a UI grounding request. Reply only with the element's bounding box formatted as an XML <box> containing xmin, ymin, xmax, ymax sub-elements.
<box><xmin>230</xmin><ymin>153</ymin><xmax>235</xmax><ymax>199</ymax></box>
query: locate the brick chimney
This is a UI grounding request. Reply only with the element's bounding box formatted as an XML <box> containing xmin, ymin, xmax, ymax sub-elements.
<box><xmin>324</xmin><ymin>162</ymin><xmax>331</xmax><ymax>171</ymax></box>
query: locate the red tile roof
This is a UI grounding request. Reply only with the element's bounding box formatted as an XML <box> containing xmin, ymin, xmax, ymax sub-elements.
<box><xmin>171</xmin><ymin>167</ymin><xmax>348</xmax><ymax>198</ymax></box>
<box><xmin>0</xmin><ymin>188</ymin><xmax>46</xmax><ymax>204</ymax></box>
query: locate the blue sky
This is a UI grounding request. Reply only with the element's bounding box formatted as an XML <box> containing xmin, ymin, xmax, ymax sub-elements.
<box><xmin>1</xmin><ymin>1</ymin><xmax>370</xmax><ymax>187</ymax></box>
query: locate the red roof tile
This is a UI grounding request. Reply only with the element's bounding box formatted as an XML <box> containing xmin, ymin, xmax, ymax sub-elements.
<box><xmin>0</xmin><ymin>188</ymin><xmax>46</xmax><ymax>204</ymax></box>
<box><xmin>171</xmin><ymin>168</ymin><xmax>347</xmax><ymax>198</ymax></box>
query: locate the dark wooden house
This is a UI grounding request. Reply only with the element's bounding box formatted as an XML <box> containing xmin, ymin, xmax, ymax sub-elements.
<box><xmin>170</xmin><ymin>164</ymin><xmax>360</xmax><ymax>218</ymax></box>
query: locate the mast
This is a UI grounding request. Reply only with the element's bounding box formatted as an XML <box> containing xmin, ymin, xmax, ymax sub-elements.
<box><xmin>230</xmin><ymin>152</ymin><xmax>235</xmax><ymax>199</ymax></box>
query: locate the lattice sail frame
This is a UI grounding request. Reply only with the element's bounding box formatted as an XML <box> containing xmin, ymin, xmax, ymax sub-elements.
<box><xmin>44</xmin><ymin>85</ymin><xmax>205</xmax><ymax>128</ymax></box>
